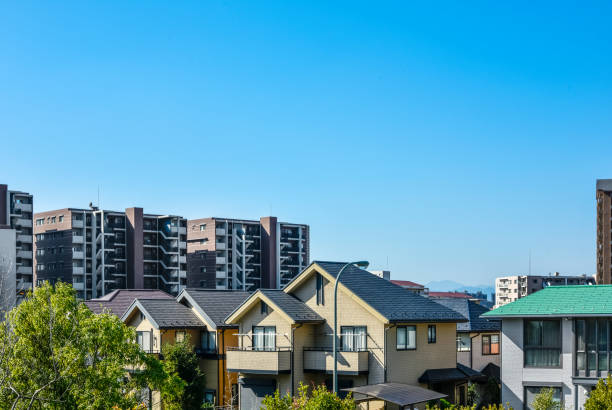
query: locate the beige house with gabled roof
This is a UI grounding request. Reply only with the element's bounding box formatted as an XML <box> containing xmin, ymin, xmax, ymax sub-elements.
<box><xmin>225</xmin><ymin>261</ymin><xmax>473</xmax><ymax>409</ymax></box>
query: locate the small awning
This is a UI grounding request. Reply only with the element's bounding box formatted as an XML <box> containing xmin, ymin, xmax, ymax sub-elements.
<box><xmin>418</xmin><ymin>363</ymin><xmax>486</xmax><ymax>384</ymax></box>
<box><xmin>342</xmin><ymin>383</ymin><xmax>447</xmax><ymax>407</ymax></box>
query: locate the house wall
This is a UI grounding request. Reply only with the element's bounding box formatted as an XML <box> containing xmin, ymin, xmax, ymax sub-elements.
<box><xmin>501</xmin><ymin>318</ymin><xmax>575</xmax><ymax>409</ymax></box>
<box><xmin>386</xmin><ymin>322</ymin><xmax>457</xmax><ymax>386</ymax></box>
<box><xmin>456</xmin><ymin>331</ymin><xmax>501</xmax><ymax>371</ymax></box>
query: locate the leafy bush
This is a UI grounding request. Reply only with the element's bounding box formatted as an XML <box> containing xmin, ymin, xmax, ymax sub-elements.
<box><xmin>585</xmin><ymin>375</ymin><xmax>612</xmax><ymax>410</ymax></box>
<box><xmin>531</xmin><ymin>388</ymin><xmax>561</xmax><ymax>410</ymax></box>
<box><xmin>261</xmin><ymin>382</ymin><xmax>355</xmax><ymax>410</ymax></box>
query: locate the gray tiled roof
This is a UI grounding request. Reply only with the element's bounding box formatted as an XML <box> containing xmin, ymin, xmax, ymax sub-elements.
<box><xmin>434</xmin><ymin>298</ymin><xmax>500</xmax><ymax>332</ymax></box>
<box><xmin>137</xmin><ymin>299</ymin><xmax>206</xmax><ymax>329</ymax></box>
<box><xmin>182</xmin><ymin>289</ymin><xmax>252</xmax><ymax>327</ymax></box>
<box><xmin>84</xmin><ymin>289</ymin><xmax>173</xmax><ymax>317</ymax></box>
<box><xmin>312</xmin><ymin>261</ymin><xmax>466</xmax><ymax>323</ymax></box>
<box><xmin>259</xmin><ymin>289</ymin><xmax>324</xmax><ymax>323</ymax></box>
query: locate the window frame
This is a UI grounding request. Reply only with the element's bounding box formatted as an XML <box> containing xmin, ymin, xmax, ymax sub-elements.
<box><xmin>396</xmin><ymin>325</ymin><xmax>417</xmax><ymax>351</ymax></box>
<box><xmin>200</xmin><ymin>329</ymin><xmax>216</xmax><ymax>352</ymax></box>
<box><xmin>457</xmin><ymin>333</ymin><xmax>471</xmax><ymax>352</ymax></box>
<box><xmin>523</xmin><ymin>319</ymin><xmax>562</xmax><ymax>368</ymax></box>
<box><xmin>482</xmin><ymin>334</ymin><xmax>500</xmax><ymax>356</ymax></box>
<box><xmin>428</xmin><ymin>325</ymin><xmax>437</xmax><ymax>344</ymax></box>
<box><xmin>316</xmin><ymin>274</ymin><xmax>325</xmax><ymax>305</ymax></box>
<box><xmin>340</xmin><ymin>326</ymin><xmax>367</xmax><ymax>352</ymax></box>
<box><xmin>175</xmin><ymin>330</ymin><xmax>186</xmax><ymax>343</ymax></box>
<box><xmin>252</xmin><ymin>326</ymin><xmax>276</xmax><ymax>351</ymax></box>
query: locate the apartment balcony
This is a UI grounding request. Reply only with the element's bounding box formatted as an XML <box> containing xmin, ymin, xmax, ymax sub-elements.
<box><xmin>216</xmin><ymin>242</ymin><xmax>226</xmax><ymax>250</ymax></box>
<box><xmin>179</xmin><ymin>270</ymin><xmax>187</xmax><ymax>279</ymax></box>
<box><xmin>303</xmin><ymin>349</ymin><xmax>369</xmax><ymax>375</ymax></box>
<box><xmin>178</xmin><ymin>226</ymin><xmax>186</xmax><ymax>235</ymax></box>
<box><xmin>216</xmin><ymin>256</ymin><xmax>226</xmax><ymax>265</ymax></box>
<box><xmin>179</xmin><ymin>241</ymin><xmax>186</xmax><ymax>249</ymax></box>
<box><xmin>72</xmin><ymin>282</ymin><xmax>85</xmax><ymax>291</ymax></box>
<box><xmin>73</xmin><ymin>235</ymin><xmax>84</xmax><ymax>244</ymax></box>
<box><xmin>17</xmin><ymin>282</ymin><xmax>33</xmax><ymax>291</ymax></box>
<box><xmin>216</xmin><ymin>284</ymin><xmax>227</xmax><ymax>290</ymax></box>
<box><xmin>179</xmin><ymin>255</ymin><xmax>186</xmax><ymax>264</ymax></box>
<box><xmin>72</xmin><ymin>219</ymin><xmax>84</xmax><ymax>228</ymax></box>
<box><xmin>216</xmin><ymin>270</ymin><xmax>226</xmax><ymax>279</ymax></box>
<box><xmin>14</xmin><ymin>202</ymin><xmax>32</xmax><ymax>213</ymax></box>
<box><xmin>226</xmin><ymin>348</ymin><xmax>291</xmax><ymax>375</ymax></box>
<box><xmin>73</xmin><ymin>267</ymin><xmax>85</xmax><ymax>275</ymax></box>
<box><xmin>16</xmin><ymin>266</ymin><xmax>32</xmax><ymax>275</ymax></box>
<box><xmin>216</xmin><ymin>228</ymin><xmax>226</xmax><ymax>236</ymax></box>
<box><xmin>16</xmin><ymin>250</ymin><xmax>32</xmax><ymax>259</ymax></box>
<box><xmin>17</xmin><ymin>234</ymin><xmax>32</xmax><ymax>243</ymax></box>
<box><xmin>73</xmin><ymin>251</ymin><xmax>84</xmax><ymax>259</ymax></box>
<box><xmin>15</xmin><ymin>218</ymin><xmax>31</xmax><ymax>228</ymax></box>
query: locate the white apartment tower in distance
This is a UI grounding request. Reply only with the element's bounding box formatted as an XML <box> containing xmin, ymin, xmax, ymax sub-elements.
<box><xmin>0</xmin><ymin>184</ymin><xmax>34</xmax><ymax>306</ymax></box>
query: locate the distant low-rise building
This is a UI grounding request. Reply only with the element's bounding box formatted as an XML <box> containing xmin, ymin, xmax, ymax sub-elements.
<box><xmin>390</xmin><ymin>279</ymin><xmax>429</xmax><ymax>295</ymax></box>
<box><xmin>494</xmin><ymin>273</ymin><xmax>595</xmax><ymax>308</ymax></box>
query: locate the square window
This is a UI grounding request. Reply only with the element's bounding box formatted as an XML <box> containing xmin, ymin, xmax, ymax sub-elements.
<box><xmin>175</xmin><ymin>331</ymin><xmax>186</xmax><ymax>343</ymax></box>
<box><xmin>397</xmin><ymin>326</ymin><xmax>416</xmax><ymax>350</ymax></box>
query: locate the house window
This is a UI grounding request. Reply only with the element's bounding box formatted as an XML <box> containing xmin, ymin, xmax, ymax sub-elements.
<box><xmin>341</xmin><ymin>326</ymin><xmax>367</xmax><ymax>351</ymax></box>
<box><xmin>253</xmin><ymin>326</ymin><xmax>275</xmax><ymax>351</ymax></box>
<box><xmin>316</xmin><ymin>274</ymin><xmax>325</xmax><ymax>305</ymax></box>
<box><xmin>204</xmin><ymin>390</ymin><xmax>215</xmax><ymax>404</ymax></box>
<box><xmin>524</xmin><ymin>386</ymin><xmax>562</xmax><ymax>410</ymax></box>
<box><xmin>175</xmin><ymin>331</ymin><xmax>186</xmax><ymax>343</ymax></box>
<box><xmin>396</xmin><ymin>326</ymin><xmax>416</xmax><ymax>350</ymax></box>
<box><xmin>482</xmin><ymin>334</ymin><xmax>500</xmax><ymax>355</ymax></box>
<box><xmin>457</xmin><ymin>334</ymin><xmax>471</xmax><ymax>352</ymax></box>
<box><xmin>524</xmin><ymin>320</ymin><xmax>561</xmax><ymax>367</ymax></box>
<box><xmin>50</xmin><ymin>216</ymin><xmax>56</xmax><ymax>223</ymax></box>
<box><xmin>200</xmin><ymin>266</ymin><xmax>207</xmax><ymax>273</ymax></box>
<box><xmin>428</xmin><ymin>325</ymin><xmax>437</xmax><ymax>343</ymax></box>
<box><xmin>137</xmin><ymin>331</ymin><xmax>152</xmax><ymax>352</ymax></box>
<box><xmin>200</xmin><ymin>238</ymin><xmax>208</xmax><ymax>245</ymax></box>
<box><xmin>36</xmin><ymin>218</ymin><xmax>44</xmax><ymax>226</ymax></box>
<box><xmin>200</xmin><ymin>224</ymin><xmax>206</xmax><ymax>231</ymax></box>
<box><xmin>260</xmin><ymin>301</ymin><xmax>268</xmax><ymax>315</ymax></box>
<box><xmin>575</xmin><ymin>319</ymin><xmax>610</xmax><ymax>372</ymax></box>
<box><xmin>200</xmin><ymin>330</ymin><xmax>216</xmax><ymax>352</ymax></box>
<box><xmin>36</xmin><ymin>234</ymin><xmax>44</xmax><ymax>241</ymax></box>
<box><xmin>59</xmin><ymin>215</ymin><xmax>64</xmax><ymax>223</ymax></box>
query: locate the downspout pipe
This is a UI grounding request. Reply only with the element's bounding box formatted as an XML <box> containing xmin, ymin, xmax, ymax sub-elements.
<box><xmin>291</xmin><ymin>324</ymin><xmax>302</xmax><ymax>397</ymax></box>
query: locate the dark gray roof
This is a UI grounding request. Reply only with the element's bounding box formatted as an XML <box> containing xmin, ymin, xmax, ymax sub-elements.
<box><xmin>312</xmin><ymin>261</ymin><xmax>466</xmax><ymax>323</ymax></box>
<box><xmin>84</xmin><ymin>289</ymin><xmax>173</xmax><ymax>317</ymax></box>
<box><xmin>259</xmin><ymin>289</ymin><xmax>324</xmax><ymax>323</ymax></box>
<box><xmin>418</xmin><ymin>364</ymin><xmax>485</xmax><ymax>384</ymax></box>
<box><xmin>137</xmin><ymin>299</ymin><xmax>206</xmax><ymax>329</ymax></box>
<box><xmin>343</xmin><ymin>383</ymin><xmax>446</xmax><ymax>406</ymax></box>
<box><xmin>434</xmin><ymin>298</ymin><xmax>500</xmax><ymax>332</ymax></box>
<box><xmin>182</xmin><ymin>289</ymin><xmax>252</xmax><ymax>327</ymax></box>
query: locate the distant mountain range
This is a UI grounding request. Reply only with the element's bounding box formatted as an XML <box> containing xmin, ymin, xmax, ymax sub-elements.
<box><xmin>425</xmin><ymin>280</ymin><xmax>495</xmax><ymax>297</ymax></box>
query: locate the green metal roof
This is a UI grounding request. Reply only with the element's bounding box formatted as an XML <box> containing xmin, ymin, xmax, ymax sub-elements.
<box><xmin>482</xmin><ymin>285</ymin><xmax>611</xmax><ymax>318</ymax></box>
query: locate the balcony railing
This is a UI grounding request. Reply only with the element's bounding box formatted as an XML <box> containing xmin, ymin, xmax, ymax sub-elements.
<box><xmin>303</xmin><ymin>348</ymin><xmax>369</xmax><ymax>375</ymax></box>
<box><xmin>226</xmin><ymin>347</ymin><xmax>291</xmax><ymax>374</ymax></box>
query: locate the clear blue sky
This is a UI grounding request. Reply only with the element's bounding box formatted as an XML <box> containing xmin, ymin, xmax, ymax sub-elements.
<box><xmin>2</xmin><ymin>1</ymin><xmax>612</xmax><ymax>286</ymax></box>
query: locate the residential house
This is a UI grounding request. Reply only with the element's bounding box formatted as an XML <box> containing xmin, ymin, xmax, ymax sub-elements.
<box><xmin>122</xmin><ymin>289</ymin><xmax>250</xmax><ymax>408</ymax></box>
<box><xmin>224</xmin><ymin>261</ymin><xmax>470</xmax><ymax>409</ymax></box>
<box><xmin>482</xmin><ymin>285</ymin><xmax>612</xmax><ymax>410</ymax></box>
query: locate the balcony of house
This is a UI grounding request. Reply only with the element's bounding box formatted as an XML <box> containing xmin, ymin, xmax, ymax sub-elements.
<box><xmin>226</xmin><ymin>347</ymin><xmax>291</xmax><ymax>375</ymax></box>
<box><xmin>72</xmin><ymin>234</ymin><xmax>84</xmax><ymax>244</ymax></box>
<box><xmin>73</xmin><ymin>267</ymin><xmax>85</xmax><ymax>275</ymax></box>
<box><xmin>216</xmin><ymin>256</ymin><xmax>226</xmax><ymax>265</ymax></box>
<box><xmin>17</xmin><ymin>234</ymin><xmax>32</xmax><ymax>243</ymax></box>
<box><xmin>73</xmin><ymin>251</ymin><xmax>85</xmax><ymax>259</ymax></box>
<box><xmin>72</xmin><ymin>281</ymin><xmax>85</xmax><ymax>291</ymax></box>
<box><xmin>72</xmin><ymin>219</ymin><xmax>84</xmax><ymax>228</ymax></box>
<box><xmin>303</xmin><ymin>348</ymin><xmax>369</xmax><ymax>375</ymax></box>
<box><xmin>16</xmin><ymin>266</ymin><xmax>32</xmax><ymax>275</ymax></box>
<box><xmin>14</xmin><ymin>218</ymin><xmax>32</xmax><ymax>228</ymax></box>
<box><xmin>216</xmin><ymin>241</ymin><xmax>226</xmax><ymax>250</ymax></box>
<box><xmin>216</xmin><ymin>270</ymin><xmax>226</xmax><ymax>279</ymax></box>
<box><xmin>215</xmin><ymin>228</ymin><xmax>226</xmax><ymax>236</ymax></box>
<box><xmin>17</xmin><ymin>250</ymin><xmax>32</xmax><ymax>259</ymax></box>
<box><xmin>178</xmin><ymin>226</ymin><xmax>186</xmax><ymax>235</ymax></box>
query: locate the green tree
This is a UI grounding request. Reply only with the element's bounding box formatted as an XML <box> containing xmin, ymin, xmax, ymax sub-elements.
<box><xmin>0</xmin><ymin>282</ymin><xmax>182</xmax><ymax>409</ymax></box>
<box><xmin>262</xmin><ymin>383</ymin><xmax>355</xmax><ymax>410</ymax></box>
<box><xmin>161</xmin><ymin>336</ymin><xmax>207</xmax><ymax>409</ymax></box>
<box><xmin>585</xmin><ymin>375</ymin><xmax>612</xmax><ymax>410</ymax></box>
<box><xmin>531</xmin><ymin>388</ymin><xmax>561</xmax><ymax>410</ymax></box>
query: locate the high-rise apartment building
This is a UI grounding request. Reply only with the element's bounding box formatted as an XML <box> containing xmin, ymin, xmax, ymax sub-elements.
<box><xmin>33</xmin><ymin>206</ymin><xmax>187</xmax><ymax>299</ymax></box>
<box><xmin>187</xmin><ymin>216</ymin><xmax>308</xmax><ymax>291</ymax></box>
<box><xmin>0</xmin><ymin>184</ymin><xmax>33</xmax><ymax>305</ymax></box>
<box><xmin>597</xmin><ymin>179</ymin><xmax>612</xmax><ymax>284</ymax></box>
<box><xmin>494</xmin><ymin>273</ymin><xmax>595</xmax><ymax>308</ymax></box>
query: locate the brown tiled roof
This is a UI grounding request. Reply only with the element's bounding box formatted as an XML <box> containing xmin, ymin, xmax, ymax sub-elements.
<box><xmin>391</xmin><ymin>280</ymin><xmax>424</xmax><ymax>288</ymax></box>
<box><xmin>428</xmin><ymin>291</ymin><xmax>472</xmax><ymax>299</ymax></box>
<box><xmin>84</xmin><ymin>289</ymin><xmax>173</xmax><ymax>317</ymax></box>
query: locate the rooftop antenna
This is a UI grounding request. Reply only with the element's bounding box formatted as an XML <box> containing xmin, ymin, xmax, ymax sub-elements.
<box><xmin>97</xmin><ymin>185</ymin><xmax>100</xmax><ymax>208</ymax></box>
<box><xmin>529</xmin><ymin>249</ymin><xmax>532</xmax><ymax>275</ymax></box>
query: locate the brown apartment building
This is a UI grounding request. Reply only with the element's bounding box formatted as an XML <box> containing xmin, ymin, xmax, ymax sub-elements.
<box><xmin>187</xmin><ymin>216</ymin><xmax>308</xmax><ymax>291</ymax></box>
<box><xmin>0</xmin><ymin>184</ymin><xmax>34</xmax><ymax>305</ymax></box>
<box><xmin>33</xmin><ymin>206</ymin><xmax>187</xmax><ymax>299</ymax></box>
<box><xmin>597</xmin><ymin>179</ymin><xmax>612</xmax><ymax>284</ymax></box>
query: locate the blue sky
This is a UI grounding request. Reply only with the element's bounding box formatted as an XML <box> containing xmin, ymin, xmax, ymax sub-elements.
<box><xmin>2</xmin><ymin>1</ymin><xmax>612</xmax><ymax>285</ymax></box>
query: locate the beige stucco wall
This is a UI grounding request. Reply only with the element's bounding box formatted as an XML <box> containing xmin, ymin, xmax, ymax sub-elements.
<box><xmin>456</xmin><ymin>331</ymin><xmax>501</xmax><ymax>371</ymax></box>
<box><xmin>386</xmin><ymin>322</ymin><xmax>457</xmax><ymax>385</ymax></box>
